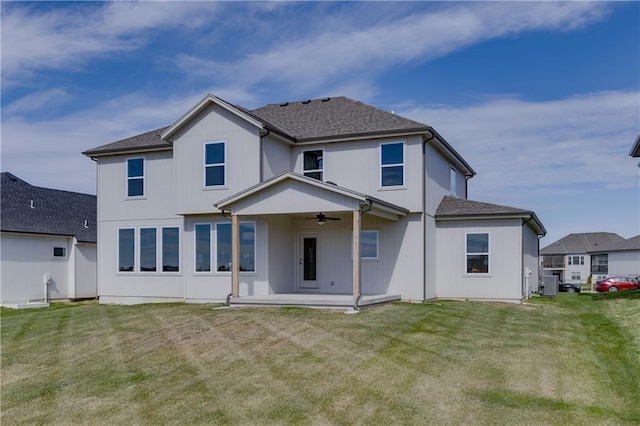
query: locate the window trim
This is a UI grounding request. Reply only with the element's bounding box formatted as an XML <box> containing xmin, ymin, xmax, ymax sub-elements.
<box><xmin>465</xmin><ymin>232</ymin><xmax>490</xmax><ymax>275</ymax></box>
<box><xmin>302</xmin><ymin>149</ymin><xmax>324</xmax><ymax>181</ymax></box>
<box><xmin>52</xmin><ymin>245</ymin><xmax>67</xmax><ymax>259</ymax></box>
<box><xmin>361</xmin><ymin>230</ymin><xmax>379</xmax><ymax>260</ymax></box>
<box><xmin>139</xmin><ymin>227</ymin><xmax>158</xmax><ymax>273</ymax></box>
<box><xmin>214</xmin><ymin>220</ymin><xmax>257</xmax><ymax>274</ymax></box>
<box><xmin>380</xmin><ymin>141</ymin><xmax>405</xmax><ymax>188</ymax></box>
<box><xmin>126</xmin><ymin>157</ymin><xmax>145</xmax><ymax>198</ymax></box>
<box><xmin>203</xmin><ymin>141</ymin><xmax>227</xmax><ymax>188</ymax></box>
<box><xmin>161</xmin><ymin>226</ymin><xmax>181</xmax><ymax>273</ymax></box>
<box><xmin>194</xmin><ymin>223</ymin><xmax>212</xmax><ymax>273</ymax></box>
<box><xmin>117</xmin><ymin>227</ymin><xmax>136</xmax><ymax>273</ymax></box>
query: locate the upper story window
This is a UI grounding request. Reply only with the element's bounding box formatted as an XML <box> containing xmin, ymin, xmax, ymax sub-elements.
<box><xmin>380</xmin><ymin>142</ymin><xmax>404</xmax><ymax>187</ymax></box>
<box><xmin>567</xmin><ymin>255</ymin><xmax>584</xmax><ymax>266</ymax></box>
<box><xmin>53</xmin><ymin>246</ymin><xmax>66</xmax><ymax>258</ymax></box>
<box><xmin>450</xmin><ymin>167</ymin><xmax>457</xmax><ymax>196</ymax></box>
<box><xmin>466</xmin><ymin>233</ymin><xmax>489</xmax><ymax>274</ymax></box>
<box><xmin>127</xmin><ymin>158</ymin><xmax>144</xmax><ymax>197</ymax></box>
<box><xmin>303</xmin><ymin>150</ymin><xmax>323</xmax><ymax>180</ymax></box>
<box><xmin>542</xmin><ymin>255</ymin><xmax>563</xmax><ymax>268</ymax></box>
<box><xmin>591</xmin><ymin>254</ymin><xmax>608</xmax><ymax>274</ymax></box>
<box><xmin>205</xmin><ymin>142</ymin><xmax>226</xmax><ymax>187</ymax></box>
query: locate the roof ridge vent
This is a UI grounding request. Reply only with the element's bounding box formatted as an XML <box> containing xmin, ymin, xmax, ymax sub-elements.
<box><xmin>321</xmin><ymin>97</ymin><xmax>331</xmax><ymax>102</ymax></box>
<box><xmin>302</xmin><ymin>99</ymin><xmax>311</xmax><ymax>104</ymax></box>
<box><xmin>279</xmin><ymin>102</ymin><xmax>289</xmax><ymax>107</ymax></box>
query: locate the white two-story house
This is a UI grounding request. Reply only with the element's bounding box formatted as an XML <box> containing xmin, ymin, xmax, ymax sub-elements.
<box><xmin>83</xmin><ymin>94</ymin><xmax>545</xmax><ymax>307</ymax></box>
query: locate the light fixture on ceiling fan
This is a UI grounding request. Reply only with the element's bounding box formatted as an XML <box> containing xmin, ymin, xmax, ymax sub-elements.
<box><xmin>312</xmin><ymin>212</ymin><xmax>340</xmax><ymax>225</ymax></box>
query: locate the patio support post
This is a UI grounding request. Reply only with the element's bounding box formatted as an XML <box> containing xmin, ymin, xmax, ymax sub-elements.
<box><xmin>352</xmin><ymin>209</ymin><xmax>361</xmax><ymax>306</ymax></box>
<box><xmin>231</xmin><ymin>214</ymin><xmax>240</xmax><ymax>298</ymax></box>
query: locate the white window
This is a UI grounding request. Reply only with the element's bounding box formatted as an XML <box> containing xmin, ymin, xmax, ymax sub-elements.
<box><xmin>303</xmin><ymin>150</ymin><xmax>323</xmax><ymax>180</ymax></box>
<box><xmin>195</xmin><ymin>224</ymin><xmax>211</xmax><ymax>272</ymax></box>
<box><xmin>361</xmin><ymin>231</ymin><xmax>378</xmax><ymax>259</ymax></box>
<box><xmin>118</xmin><ymin>228</ymin><xmax>135</xmax><ymax>272</ymax></box>
<box><xmin>466</xmin><ymin>233</ymin><xmax>489</xmax><ymax>274</ymax></box>
<box><xmin>567</xmin><ymin>255</ymin><xmax>584</xmax><ymax>266</ymax></box>
<box><xmin>140</xmin><ymin>228</ymin><xmax>157</xmax><ymax>272</ymax></box>
<box><xmin>162</xmin><ymin>227</ymin><xmax>180</xmax><ymax>272</ymax></box>
<box><xmin>215</xmin><ymin>222</ymin><xmax>256</xmax><ymax>272</ymax></box>
<box><xmin>204</xmin><ymin>142</ymin><xmax>225</xmax><ymax>187</ymax></box>
<box><xmin>127</xmin><ymin>157</ymin><xmax>144</xmax><ymax>197</ymax></box>
<box><xmin>380</xmin><ymin>142</ymin><xmax>404</xmax><ymax>187</ymax></box>
<box><xmin>571</xmin><ymin>272</ymin><xmax>581</xmax><ymax>280</ymax></box>
<box><xmin>450</xmin><ymin>167</ymin><xmax>457</xmax><ymax>196</ymax></box>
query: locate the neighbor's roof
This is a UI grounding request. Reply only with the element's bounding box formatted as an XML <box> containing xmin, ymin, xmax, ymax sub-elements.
<box><xmin>435</xmin><ymin>195</ymin><xmax>546</xmax><ymax>236</ymax></box>
<box><xmin>82</xmin><ymin>95</ymin><xmax>473</xmax><ymax>176</ymax></box>
<box><xmin>588</xmin><ymin>235</ymin><xmax>640</xmax><ymax>254</ymax></box>
<box><xmin>0</xmin><ymin>172</ymin><xmax>96</xmax><ymax>243</ymax></box>
<box><xmin>540</xmin><ymin>232</ymin><xmax>625</xmax><ymax>255</ymax></box>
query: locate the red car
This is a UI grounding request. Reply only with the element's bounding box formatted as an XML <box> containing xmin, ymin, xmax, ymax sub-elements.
<box><xmin>595</xmin><ymin>276</ymin><xmax>640</xmax><ymax>292</ymax></box>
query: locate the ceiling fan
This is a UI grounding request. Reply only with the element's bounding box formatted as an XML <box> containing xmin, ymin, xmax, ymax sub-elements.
<box><xmin>307</xmin><ymin>212</ymin><xmax>341</xmax><ymax>225</ymax></box>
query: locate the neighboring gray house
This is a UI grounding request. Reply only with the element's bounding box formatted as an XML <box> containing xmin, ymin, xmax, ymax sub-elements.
<box><xmin>83</xmin><ymin>94</ymin><xmax>545</xmax><ymax>307</ymax></box>
<box><xmin>0</xmin><ymin>173</ymin><xmax>97</xmax><ymax>307</ymax></box>
<box><xmin>540</xmin><ymin>232</ymin><xmax>625</xmax><ymax>284</ymax></box>
<box><xmin>588</xmin><ymin>235</ymin><xmax>640</xmax><ymax>278</ymax></box>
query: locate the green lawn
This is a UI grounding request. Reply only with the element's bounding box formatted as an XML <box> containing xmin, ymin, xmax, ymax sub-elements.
<box><xmin>2</xmin><ymin>292</ymin><xmax>639</xmax><ymax>425</ymax></box>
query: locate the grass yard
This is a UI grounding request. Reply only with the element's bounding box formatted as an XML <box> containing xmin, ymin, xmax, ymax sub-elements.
<box><xmin>2</xmin><ymin>292</ymin><xmax>639</xmax><ymax>425</ymax></box>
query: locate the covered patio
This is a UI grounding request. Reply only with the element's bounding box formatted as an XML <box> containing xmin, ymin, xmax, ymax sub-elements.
<box><xmin>215</xmin><ymin>172</ymin><xmax>409</xmax><ymax>309</ymax></box>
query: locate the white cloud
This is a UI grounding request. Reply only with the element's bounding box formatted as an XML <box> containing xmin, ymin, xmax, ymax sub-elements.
<box><xmin>174</xmin><ymin>2</ymin><xmax>609</xmax><ymax>95</ymax></box>
<box><xmin>401</xmin><ymin>90</ymin><xmax>640</xmax><ymax>208</ymax></box>
<box><xmin>0</xmin><ymin>91</ymin><xmax>204</xmax><ymax>194</ymax></box>
<box><xmin>1</xmin><ymin>2</ymin><xmax>221</xmax><ymax>87</ymax></box>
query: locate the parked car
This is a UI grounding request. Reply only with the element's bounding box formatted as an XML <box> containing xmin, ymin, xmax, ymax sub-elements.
<box><xmin>558</xmin><ymin>282</ymin><xmax>581</xmax><ymax>293</ymax></box>
<box><xmin>595</xmin><ymin>276</ymin><xmax>640</xmax><ymax>292</ymax></box>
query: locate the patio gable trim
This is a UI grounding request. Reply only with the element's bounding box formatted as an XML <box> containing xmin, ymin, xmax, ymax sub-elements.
<box><xmin>215</xmin><ymin>171</ymin><xmax>408</xmax><ymax>220</ymax></box>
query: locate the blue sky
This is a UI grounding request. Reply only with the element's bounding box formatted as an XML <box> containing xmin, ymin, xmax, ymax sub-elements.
<box><xmin>2</xmin><ymin>1</ymin><xmax>639</xmax><ymax>246</ymax></box>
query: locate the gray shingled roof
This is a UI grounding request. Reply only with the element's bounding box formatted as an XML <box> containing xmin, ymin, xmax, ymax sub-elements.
<box><xmin>435</xmin><ymin>196</ymin><xmax>546</xmax><ymax>235</ymax></box>
<box><xmin>588</xmin><ymin>235</ymin><xmax>640</xmax><ymax>253</ymax></box>
<box><xmin>436</xmin><ymin>195</ymin><xmax>533</xmax><ymax>217</ymax></box>
<box><xmin>83</xmin><ymin>126</ymin><xmax>170</xmax><ymax>157</ymax></box>
<box><xmin>540</xmin><ymin>232</ymin><xmax>624</xmax><ymax>255</ymax></box>
<box><xmin>83</xmin><ymin>96</ymin><xmax>431</xmax><ymax>155</ymax></box>
<box><xmin>1</xmin><ymin>173</ymin><xmax>96</xmax><ymax>243</ymax></box>
<box><xmin>251</xmin><ymin>96</ymin><xmax>430</xmax><ymax>141</ymax></box>
<box><xmin>630</xmin><ymin>135</ymin><xmax>640</xmax><ymax>158</ymax></box>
